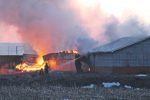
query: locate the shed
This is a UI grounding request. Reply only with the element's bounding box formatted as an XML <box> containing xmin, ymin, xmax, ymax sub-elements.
<box><xmin>89</xmin><ymin>35</ymin><xmax>150</xmax><ymax>74</ymax></box>
<box><xmin>0</xmin><ymin>43</ymin><xmax>37</xmax><ymax>68</ymax></box>
<box><xmin>43</xmin><ymin>52</ymin><xmax>76</xmax><ymax>72</ymax></box>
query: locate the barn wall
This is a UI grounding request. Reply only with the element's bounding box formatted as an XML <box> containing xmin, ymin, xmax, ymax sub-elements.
<box><xmin>0</xmin><ymin>56</ymin><xmax>23</xmax><ymax>68</ymax></box>
<box><xmin>89</xmin><ymin>38</ymin><xmax>150</xmax><ymax>73</ymax></box>
<box><xmin>96</xmin><ymin>53</ymin><xmax>114</xmax><ymax>67</ymax></box>
<box><xmin>89</xmin><ymin>54</ymin><xmax>95</xmax><ymax>67</ymax></box>
<box><xmin>115</xmin><ymin>38</ymin><xmax>150</xmax><ymax>67</ymax></box>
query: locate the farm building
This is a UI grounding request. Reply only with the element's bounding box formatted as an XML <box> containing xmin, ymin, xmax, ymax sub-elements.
<box><xmin>43</xmin><ymin>51</ymin><xmax>77</xmax><ymax>72</ymax></box>
<box><xmin>43</xmin><ymin>51</ymin><xmax>91</xmax><ymax>72</ymax></box>
<box><xmin>88</xmin><ymin>35</ymin><xmax>150</xmax><ymax>74</ymax></box>
<box><xmin>0</xmin><ymin>43</ymin><xmax>37</xmax><ymax>69</ymax></box>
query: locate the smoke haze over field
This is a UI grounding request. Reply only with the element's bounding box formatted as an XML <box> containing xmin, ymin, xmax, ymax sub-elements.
<box><xmin>0</xmin><ymin>0</ymin><xmax>150</xmax><ymax>54</ymax></box>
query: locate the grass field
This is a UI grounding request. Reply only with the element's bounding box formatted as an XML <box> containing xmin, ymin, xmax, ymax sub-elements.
<box><xmin>0</xmin><ymin>72</ymin><xmax>150</xmax><ymax>100</ymax></box>
<box><xmin>0</xmin><ymin>85</ymin><xmax>150</xmax><ymax>100</ymax></box>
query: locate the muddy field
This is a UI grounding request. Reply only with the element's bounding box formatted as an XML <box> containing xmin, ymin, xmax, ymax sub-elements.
<box><xmin>0</xmin><ymin>72</ymin><xmax>150</xmax><ymax>100</ymax></box>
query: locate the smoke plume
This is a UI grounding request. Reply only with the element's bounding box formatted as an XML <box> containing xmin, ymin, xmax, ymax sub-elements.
<box><xmin>0</xmin><ymin>0</ymin><xmax>150</xmax><ymax>55</ymax></box>
<box><xmin>104</xmin><ymin>17</ymin><xmax>150</xmax><ymax>42</ymax></box>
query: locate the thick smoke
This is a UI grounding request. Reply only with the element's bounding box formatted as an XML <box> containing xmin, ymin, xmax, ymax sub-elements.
<box><xmin>0</xmin><ymin>23</ymin><xmax>21</xmax><ymax>42</ymax></box>
<box><xmin>0</xmin><ymin>0</ymin><xmax>150</xmax><ymax>55</ymax></box>
<box><xmin>0</xmin><ymin>0</ymin><xmax>97</xmax><ymax>54</ymax></box>
<box><xmin>67</xmin><ymin>0</ymin><xmax>150</xmax><ymax>45</ymax></box>
<box><xmin>104</xmin><ymin>17</ymin><xmax>150</xmax><ymax>42</ymax></box>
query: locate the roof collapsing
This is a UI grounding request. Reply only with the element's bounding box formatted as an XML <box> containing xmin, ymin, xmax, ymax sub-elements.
<box><xmin>91</xmin><ymin>35</ymin><xmax>150</xmax><ymax>53</ymax></box>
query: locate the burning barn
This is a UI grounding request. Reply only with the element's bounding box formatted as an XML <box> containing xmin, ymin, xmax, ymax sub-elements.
<box><xmin>88</xmin><ymin>35</ymin><xmax>150</xmax><ymax>74</ymax></box>
<box><xmin>43</xmin><ymin>50</ymin><xmax>79</xmax><ymax>72</ymax></box>
<box><xmin>0</xmin><ymin>43</ymin><xmax>37</xmax><ymax>70</ymax></box>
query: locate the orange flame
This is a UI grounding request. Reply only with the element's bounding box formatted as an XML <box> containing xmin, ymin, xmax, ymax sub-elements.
<box><xmin>16</xmin><ymin>55</ymin><xmax>45</xmax><ymax>72</ymax></box>
<box><xmin>15</xmin><ymin>49</ymin><xmax>78</xmax><ymax>72</ymax></box>
<box><xmin>47</xmin><ymin>59</ymin><xmax>57</xmax><ymax>69</ymax></box>
<box><xmin>60</xmin><ymin>50</ymin><xmax>79</xmax><ymax>54</ymax></box>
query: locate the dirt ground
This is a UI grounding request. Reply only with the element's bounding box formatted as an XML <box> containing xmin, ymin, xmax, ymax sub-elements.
<box><xmin>0</xmin><ymin>72</ymin><xmax>150</xmax><ymax>100</ymax></box>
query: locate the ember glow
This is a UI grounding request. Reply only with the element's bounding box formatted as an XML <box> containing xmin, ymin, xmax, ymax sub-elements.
<box><xmin>60</xmin><ymin>50</ymin><xmax>79</xmax><ymax>54</ymax></box>
<box><xmin>47</xmin><ymin>59</ymin><xmax>57</xmax><ymax>70</ymax></box>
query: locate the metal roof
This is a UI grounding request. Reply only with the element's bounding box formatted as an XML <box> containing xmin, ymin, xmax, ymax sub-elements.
<box><xmin>91</xmin><ymin>35</ymin><xmax>150</xmax><ymax>53</ymax></box>
<box><xmin>0</xmin><ymin>43</ymin><xmax>37</xmax><ymax>56</ymax></box>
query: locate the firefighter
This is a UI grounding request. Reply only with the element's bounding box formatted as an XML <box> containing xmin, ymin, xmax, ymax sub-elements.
<box><xmin>75</xmin><ymin>54</ymin><xmax>83</xmax><ymax>73</ymax></box>
<box><xmin>44</xmin><ymin>62</ymin><xmax>49</xmax><ymax>74</ymax></box>
<box><xmin>39</xmin><ymin>68</ymin><xmax>44</xmax><ymax>75</ymax></box>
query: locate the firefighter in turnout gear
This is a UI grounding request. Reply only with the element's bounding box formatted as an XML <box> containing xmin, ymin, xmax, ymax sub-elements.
<box><xmin>44</xmin><ymin>62</ymin><xmax>49</xmax><ymax>74</ymax></box>
<box><xmin>75</xmin><ymin>54</ymin><xmax>83</xmax><ymax>73</ymax></box>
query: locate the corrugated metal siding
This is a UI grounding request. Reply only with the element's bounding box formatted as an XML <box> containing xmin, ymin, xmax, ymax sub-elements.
<box><xmin>95</xmin><ymin>53</ymin><xmax>113</xmax><ymax>67</ymax></box>
<box><xmin>0</xmin><ymin>43</ymin><xmax>37</xmax><ymax>55</ymax></box>
<box><xmin>90</xmin><ymin>38</ymin><xmax>150</xmax><ymax>68</ymax></box>
<box><xmin>89</xmin><ymin>54</ymin><xmax>95</xmax><ymax>67</ymax></box>
<box><xmin>0</xmin><ymin>43</ymin><xmax>23</xmax><ymax>55</ymax></box>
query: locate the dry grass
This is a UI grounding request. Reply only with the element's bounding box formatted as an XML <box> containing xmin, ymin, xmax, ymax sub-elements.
<box><xmin>0</xmin><ymin>86</ymin><xmax>150</xmax><ymax>100</ymax></box>
<box><xmin>0</xmin><ymin>72</ymin><xmax>150</xmax><ymax>100</ymax></box>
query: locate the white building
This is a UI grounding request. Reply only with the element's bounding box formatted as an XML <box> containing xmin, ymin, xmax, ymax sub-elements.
<box><xmin>0</xmin><ymin>43</ymin><xmax>37</xmax><ymax>68</ymax></box>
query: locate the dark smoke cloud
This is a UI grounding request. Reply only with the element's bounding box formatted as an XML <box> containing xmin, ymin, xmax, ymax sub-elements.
<box><xmin>0</xmin><ymin>0</ymin><xmax>97</xmax><ymax>54</ymax></box>
<box><xmin>104</xmin><ymin>17</ymin><xmax>150</xmax><ymax>42</ymax></box>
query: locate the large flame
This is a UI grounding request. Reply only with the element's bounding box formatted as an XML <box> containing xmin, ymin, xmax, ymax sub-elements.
<box><xmin>16</xmin><ymin>46</ymin><xmax>47</xmax><ymax>72</ymax></box>
<box><xmin>15</xmin><ymin>50</ymin><xmax>78</xmax><ymax>72</ymax></box>
<box><xmin>47</xmin><ymin>59</ymin><xmax>57</xmax><ymax>70</ymax></box>
<box><xmin>16</xmin><ymin>56</ymin><xmax>46</xmax><ymax>72</ymax></box>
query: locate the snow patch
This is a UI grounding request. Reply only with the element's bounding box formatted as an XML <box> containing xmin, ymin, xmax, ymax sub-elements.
<box><xmin>135</xmin><ymin>74</ymin><xmax>148</xmax><ymax>77</ymax></box>
<box><xmin>124</xmin><ymin>85</ymin><xmax>132</xmax><ymax>89</ymax></box>
<box><xmin>64</xmin><ymin>99</ymin><xmax>69</xmax><ymax>100</ymax></box>
<box><xmin>81</xmin><ymin>84</ymin><xmax>95</xmax><ymax>89</ymax></box>
<box><xmin>102</xmin><ymin>82</ymin><xmax>120</xmax><ymax>88</ymax></box>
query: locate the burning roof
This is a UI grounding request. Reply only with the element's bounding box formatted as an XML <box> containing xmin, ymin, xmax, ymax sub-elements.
<box><xmin>42</xmin><ymin>50</ymin><xmax>79</xmax><ymax>71</ymax></box>
<box><xmin>15</xmin><ymin>50</ymin><xmax>78</xmax><ymax>73</ymax></box>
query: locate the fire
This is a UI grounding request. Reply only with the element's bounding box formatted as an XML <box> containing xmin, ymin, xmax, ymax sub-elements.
<box><xmin>72</xmin><ymin>50</ymin><xmax>78</xmax><ymax>54</ymax></box>
<box><xmin>16</xmin><ymin>56</ymin><xmax>45</xmax><ymax>72</ymax></box>
<box><xmin>67</xmin><ymin>50</ymin><xmax>78</xmax><ymax>54</ymax></box>
<box><xmin>42</xmin><ymin>49</ymin><xmax>79</xmax><ymax>71</ymax></box>
<box><xmin>60</xmin><ymin>50</ymin><xmax>79</xmax><ymax>54</ymax></box>
<box><xmin>15</xmin><ymin>49</ymin><xmax>78</xmax><ymax>72</ymax></box>
<box><xmin>47</xmin><ymin>59</ymin><xmax>57</xmax><ymax>69</ymax></box>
